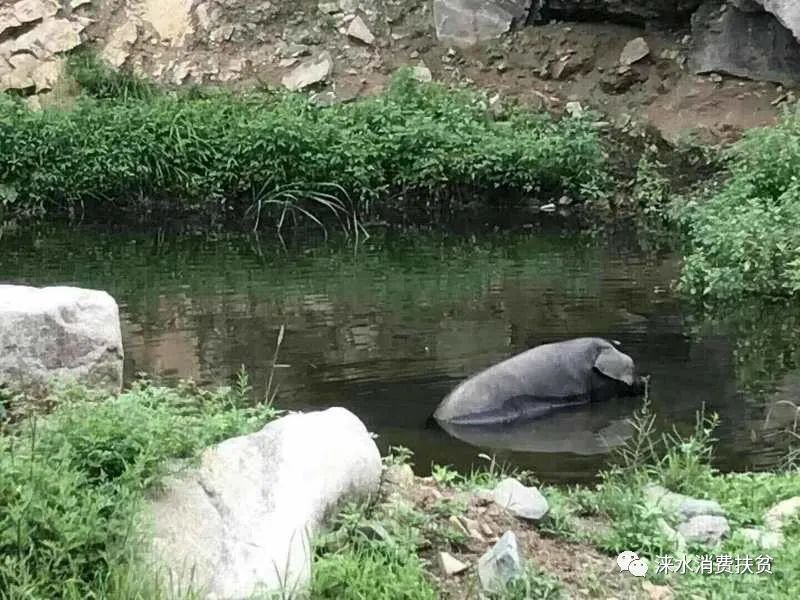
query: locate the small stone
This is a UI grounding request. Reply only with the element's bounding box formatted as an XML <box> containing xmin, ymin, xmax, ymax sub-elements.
<box><xmin>765</xmin><ymin>496</ymin><xmax>800</xmax><ymax>531</ymax></box>
<box><xmin>709</xmin><ymin>73</ymin><xmax>723</xmax><ymax>83</ymax></box>
<box><xmin>540</xmin><ymin>203</ymin><xmax>557</xmax><ymax>212</ymax></box>
<box><xmin>439</xmin><ymin>552</ymin><xmax>468</xmax><ymax>576</ymax></box>
<box><xmin>620</xmin><ymin>37</ymin><xmax>650</xmax><ymax>66</ymax></box>
<box><xmin>740</xmin><ymin>527</ymin><xmax>784</xmax><ymax>549</ymax></box>
<box><xmin>449</xmin><ymin>515</ymin><xmax>470</xmax><ymax>536</ymax></box>
<box><xmin>478</xmin><ymin>531</ymin><xmax>523</xmax><ymax>593</ymax></box>
<box><xmin>660</xmin><ymin>49</ymin><xmax>680</xmax><ymax>61</ymax></box>
<box><xmin>677</xmin><ymin>515</ymin><xmax>730</xmax><ymax>546</ymax></box>
<box><xmin>383</xmin><ymin>464</ymin><xmax>415</xmax><ymax>488</ymax></box>
<box><xmin>558</xmin><ymin>195</ymin><xmax>573</xmax><ymax>206</ymax></box>
<box><xmin>459</xmin><ymin>516</ymin><xmax>486</xmax><ymax>542</ymax></box>
<box><xmin>565</xmin><ymin>101</ymin><xmax>583</xmax><ymax>118</ymax></box>
<box><xmin>410</xmin><ymin>63</ymin><xmax>432</xmax><ymax>82</ymax></box>
<box><xmin>347</xmin><ymin>16</ymin><xmax>375</xmax><ymax>45</ymax></box>
<box><xmin>474</xmin><ymin>488</ymin><xmax>494</xmax><ymax>505</ymax></box>
<box><xmin>410</xmin><ymin>50</ymin><xmax>420</xmax><ymax>59</ymax></box>
<box><xmin>278</xmin><ymin>58</ymin><xmax>299</xmax><ymax>68</ymax></box>
<box><xmin>282</xmin><ymin>51</ymin><xmax>333</xmax><ymax>91</ymax></box>
<box><xmin>480</xmin><ymin>522</ymin><xmax>494</xmax><ymax>537</ymax></box>
<box><xmin>492</xmin><ymin>478</ymin><xmax>549</xmax><ymax>521</ymax></box>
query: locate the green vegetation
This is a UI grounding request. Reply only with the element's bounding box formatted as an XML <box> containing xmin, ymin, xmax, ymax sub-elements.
<box><xmin>555</xmin><ymin>397</ymin><xmax>800</xmax><ymax>599</ymax></box>
<box><xmin>0</xmin><ymin>55</ymin><xmax>606</xmax><ymax>230</ymax></box>
<box><xmin>4</xmin><ymin>372</ymin><xmax>800</xmax><ymax>599</ymax></box>
<box><xmin>677</xmin><ymin>106</ymin><xmax>800</xmax><ymax>301</ymax></box>
<box><xmin>0</xmin><ymin>374</ymin><xmax>278</xmax><ymax>599</ymax></box>
<box><xmin>312</xmin><ymin>448</ymin><xmax>566</xmax><ymax>600</ymax></box>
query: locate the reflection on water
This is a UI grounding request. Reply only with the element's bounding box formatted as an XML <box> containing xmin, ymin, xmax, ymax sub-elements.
<box><xmin>437</xmin><ymin>400</ymin><xmax>636</xmax><ymax>456</ymax></box>
<box><xmin>1</xmin><ymin>226</ymin><xmax>799</xmax><ymax>483</ymax></box>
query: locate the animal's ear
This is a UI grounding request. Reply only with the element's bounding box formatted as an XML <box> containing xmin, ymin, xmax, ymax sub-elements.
<box><xmin>594</xmin><ymin>346</ymin><xmax>635</xmax><ymax>385</ymax></box>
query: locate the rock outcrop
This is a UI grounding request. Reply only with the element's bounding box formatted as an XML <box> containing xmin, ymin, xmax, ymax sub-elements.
<box><xmin>147</xmin><ymin>407</ymin><xmax>382</xmax><ymax>599</ymax></box>
<box><xmin>0</xmin><ymin>0</ymin><xmax>87</xmax><ymax>93</ymax></box>
<box><xmin>433</xmin><ymin>0</ymin><xmax>532</xmax><ymax>47</ymax></box>
<box><xmin>0</xmin><ymin>285</ymin><xmax>124</xmax><ymax>396</ymax></box>
<box><xmin>748</xmin><ymin>1</ymin><xmax>800</xmax><ymax>41</ymax></box>
<box><xmin>691</xmin><ymin>1</ymin><xmax>800</xmax><ymax>84</ymax></box>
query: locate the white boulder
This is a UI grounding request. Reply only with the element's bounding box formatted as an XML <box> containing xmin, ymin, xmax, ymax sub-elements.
<box><xmin>146</xmin><ymin>407</ymin><xmax>383</xmax><ymax>599</ymax></box>
<box><xmin>433</xmin><ymin>0</ymin><xmax>532</xmax><ymax>47</ymax></box>
<box><xmin>0</xmin><ymin>285</ymin><xmax>124</xmax><ymax>395</ymax></box>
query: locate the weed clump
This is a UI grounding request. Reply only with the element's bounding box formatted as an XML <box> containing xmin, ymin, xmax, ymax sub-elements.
<box><xmin>0</xmin><ymin>376</ymin><xmax>277</xmax><ymax>599</ymax></box>
<box><xmin>0</xmin><ymin>64</ymin><xmax>607</xmax><ymax>229</ymax></box>
<box><xmin>677</xmin><ymin>105</ymin><xmax>800</xmax><ymax>300</ymax></box>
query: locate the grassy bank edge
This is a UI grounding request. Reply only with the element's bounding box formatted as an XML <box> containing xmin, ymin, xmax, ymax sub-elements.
<box><xmin>0</xmin><ymin>55</ymin><xmax>610</xmax><ymax>234</ymax></box>
<box><xmin>3</xmin><ymin>377</ymin><xmax>800</xmax><ymax>599</ymax></box>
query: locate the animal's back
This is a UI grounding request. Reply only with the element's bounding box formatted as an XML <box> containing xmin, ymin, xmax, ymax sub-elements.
<box><xmin>434</xmin><ymin>338</ymin><xmax>598</xmax><ymax>424</ymax></box>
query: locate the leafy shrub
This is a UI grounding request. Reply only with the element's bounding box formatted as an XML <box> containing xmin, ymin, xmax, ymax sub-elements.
<box><xmin>0</xmin><ymin>378</ymin><xmax>277</xmax><ymax>599</ymax></box>
<box><xmin>0</xmin><ymin>67</ymin><xmax>606</xmax><ymax>229</ymax></box>
<box><xmin>678</xmin><ymin>106</ymin><xmax>800</xmax><ymax>300</ymax></box>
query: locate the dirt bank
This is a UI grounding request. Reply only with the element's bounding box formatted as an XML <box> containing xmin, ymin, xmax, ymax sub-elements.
<box><xmin>2</xmin><ymin>1</ymin><xmax>797</xmax><ymax>147</ymax></box>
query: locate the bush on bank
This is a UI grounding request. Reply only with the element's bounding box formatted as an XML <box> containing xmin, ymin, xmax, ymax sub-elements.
<box><xmin>0</xmin><ymin>59</ymin><xmax>607</xmax><ymax>228</ymax></box>
<box><xmin>677</xmin><ymin>105</ymin><xmax>800</xmax><ymax>301</ymax></box>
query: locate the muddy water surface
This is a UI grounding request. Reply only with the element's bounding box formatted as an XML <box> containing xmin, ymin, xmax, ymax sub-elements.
<box><xmin>2</xmin><ymin>225</ymin><xmax>797</xmax><ymax>483</ymax></box>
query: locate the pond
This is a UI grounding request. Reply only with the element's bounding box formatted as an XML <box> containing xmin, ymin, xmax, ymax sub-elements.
<box><xmin>2</xmin><ymin>223</ymin><xmax>798</xmax><ymax>483</ymax></box>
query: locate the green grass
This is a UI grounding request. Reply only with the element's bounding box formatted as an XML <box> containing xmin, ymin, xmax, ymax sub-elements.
<box><xmin>553</xmin><ymin>393</ymin><xmax>800</xmax><ymax>599</ymax></box>
<box><xmin>0</xmin><ymin>55</ymin><xmax>607</xmax><ymax>230</ymax></box>
<box><xmin>677</xmin><ymin>105</ymin><xmax>800</xmax><ymax>301</ymax></box>
<box><xmin>0</xmin><ymin>374</ymin><xmax>278</xmax><ymax>599</ymax></box>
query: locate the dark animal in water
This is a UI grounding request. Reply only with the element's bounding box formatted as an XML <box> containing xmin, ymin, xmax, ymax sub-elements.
<box><xmin>432</xmin><ymin>337</ymin><xmax>645</xmax><ymax>426</ymax></box>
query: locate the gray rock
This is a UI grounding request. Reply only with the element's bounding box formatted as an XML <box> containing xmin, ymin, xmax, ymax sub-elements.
<box><xmin>678</xmin><ymin>498</ymin><xmax>726</xmax><ymax>520</ymax></box>
<box><xmin>492</xmin><ymin>478</ymin><xmax>549</xmax><ymax>521</ymax></box>
<box><xmin>643</xmin><ymin>484</ymin><xmax>726</xmax><ymax>521</ymax></box>
<box><xmin>765</xmin><ymin>496</ymin><xmax>800</xmax><ymax>531</ymax></box>
<box><xmin>382</xmin><ymin>464</ymin><xmax>415</xmax><ymax>488</ymax></box>
<box><xmin>643</xmin><ymin>484</ymin><xmax>683</xmax><ymax>510</ymax></box>
<box><xmin>439</xmin><ymin>551</ymin><xmax>469</xmax><ymax>576</ymax></box>
<box><xmin>478</xmin><ymin>531</ymin><xmax>524</xmax><ymax>593</ymax></box>
<box><xmin>565</xmin><ymin>100</ymin><xmax>584</xmax><ymax>117</ymax></box>
<box><xmin>691</xmin><ymin>1</ymin><xmax>800</xmax><ymax>85</ymax></box>
<box><xmin>620</xmin><ymin>37</ymin><xmax>650</xmax><ymax>65</ymax></box>
<box><xmin>0</xmin><ymin>285</ymin><xmax>123</xmax><ymax>397</ymax></box>
<box><xmin>740</xmin><ymin>527</ymin><xmax>784</xmax><ymax>549</ymax></box>
<box><xmin>410</xmin><ymin>62</ymin><xmax>433</xmax><ymax>82</ymax></box>
<box><xmin>474</xmin><ymin>488</ymin><xmax>495</xmax><ymax>505</ymax></box>
<box><xmin>677</xmin><ymin>515</ymin><xmax>730</xmax><ymax>546</ymax></box>
<box><xmin>433</xmin><ymin>0</ymin><xmax>532</xmax><ymax>47</ymax></box>
<box><xmin>282</xmin><ymin>51</ymin><xmax>333</xmax><ymax>90</ymax></box>
<box><xmin>748</xmin><ymin>1</ymin><xmax>800</xmax><ymax>42</ymax></box>
<box><xmin>346</xmin><ymin>16</ymin><xmax>375</xmax><ymax>45</ymax></box>
<box><xmin>147</xmin><ymin>407</ymin><xmax>382</xmax><ymax>599</ymax></box>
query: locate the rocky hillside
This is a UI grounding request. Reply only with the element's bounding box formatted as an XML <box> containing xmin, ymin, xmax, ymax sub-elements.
<box><xmin>2</xmin><ymin>0</ymin><xmax>800</xmax><ymax>143</ymax></box>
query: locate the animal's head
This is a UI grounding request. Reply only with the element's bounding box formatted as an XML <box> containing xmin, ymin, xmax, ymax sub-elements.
<box><xmin>593</xmin><ymin>339</ymin><xmax>646</xmax><ymax>393</ymax></box>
